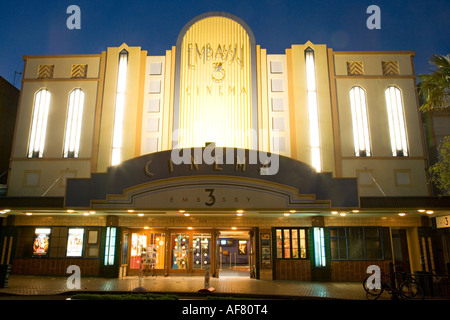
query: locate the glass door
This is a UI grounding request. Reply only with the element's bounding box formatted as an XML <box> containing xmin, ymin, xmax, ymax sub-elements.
<box><xmin>170</xmin><ymin>230</ymin><xmax>212</xmax><ymax>273</ymax></box>
<box><xmin>129</xmin><ymin>230</ymin><xmax>165</xmax><ymax>275</ymax></box>
<box><xmin>193</xmin><ymin>233</ymin><xmax>211</xmax><ymax>270</ymax></box>
<box><xmin>170</xmin><ymin>232</ymin><xmax>190</xmax><ymax>270</ymax></box>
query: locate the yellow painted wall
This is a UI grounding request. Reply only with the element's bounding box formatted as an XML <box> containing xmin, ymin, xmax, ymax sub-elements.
<box><xmin>286</xmin><ymin>42</ymin><xmax>335</xmax><ymax>174</ymax></box>
<box><xmin>96</xmin><ymin>44</ymin><xmax>147</xmax><ymax>172</ymax></box>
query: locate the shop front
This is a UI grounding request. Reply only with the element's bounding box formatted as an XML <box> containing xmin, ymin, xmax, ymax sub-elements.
<box><xmin>61</xmin><ymin>147</ymin><xmax>359</xmax><ymax>279</ymax></box>
<box><xmin>117</xmin><ymin>227</ymin><xmax>257</xmax><ymax>278</ymax></box>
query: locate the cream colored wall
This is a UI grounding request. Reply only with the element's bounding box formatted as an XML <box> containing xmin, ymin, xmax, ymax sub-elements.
<box><xmin>96</xmin><ymin>44</ymin><xmax>146</xmax><ymax>172</ymax></box>
<box><xmin>286</xmin><ymin>42</ymin><xmax>335</xmax><ymax>173</ymax></box>
<box><xmin>12</xmin><ymin>81</ymin><xmax>98</xmax><ymax>159</ymax></box>
<box><xmin>342</xmin><ymin>159</ymin><xmax>428</xmax><ymax>196</ymax></box>
<box><xmin>140</xmin><ymin>55</ymin><xmax>166</xmax><ymax>155</ymax></box>
<box><xmin>8</xmin><ymin>55</ymin><xmax>100</xmax><ymax>196</ymax></box>
<box><xmin>333</xmin><ymin>53</ymin><xmax>414</xmax><ymax>76</ymax></box>
<box><xmin>23</xmin><ymin>56</ymin><xmax>101</xmax><ymax>79</ymax></box>
<box><xmin>333</xmin><ymin>52</ymin><xmax>428</xmax><ymax>196</ymax></box>
<box><xmin>337</xmin><ymin>78</ymin><xmax>424</xmax><ymax>158</ymax></box>
<box><xmin>267</xmin><ymin>54</ymin><xmax>291</xmax><ymax>157</ymax></box>
<box><xmin>8</xmin><ymin>159</ymin><xmax>92</xmax><ymax>196</ymax></box>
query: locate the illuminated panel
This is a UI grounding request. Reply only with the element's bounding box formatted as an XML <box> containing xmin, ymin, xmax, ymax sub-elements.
<box><xmin>28</xmin><ymin>89</ymin><xmax>51</xmax><ymax>158</ymax></box>
<box><xmin>313</xmin><ymin>227</ymin><xmax>326</xmax><ymax>267</ymax></box>
<box><xmin>385</xmin><ymin>86</ymin><xmax>408</xmax><ymax>156</ymax></box>
<box><xmin>178</xmin><ymin>16</ymin><xmax>253</xmax><ymax>149</ymax></box>
<box><xmin>349</xmin><ymin>86</ymin><xmax>371</xmax><ymax>157</ymax></box>
<box><xmin>111</xmin><ymin>50</ymin><xmax>128</xmax><ymax>165</ymax></box>
<box><xmin>63</xmin><ymin>88</ymin><xmax>85</xmax><ymax>158</ymax></box>
<box><xmin>305</xmin><ymin>48</ymin><xmax>321</xmax><ymax>172</ymax></box>
<box><xmin>104</xmin><ymin>227</ymin><xmax>116</xmax><ymax>265</ymax></box>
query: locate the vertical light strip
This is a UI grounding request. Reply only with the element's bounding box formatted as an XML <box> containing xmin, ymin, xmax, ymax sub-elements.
<box><xmin>64</xmin><ymin>89</ymin><xmax>85</xmax><ymax>158</ymax></box>
<box><xmin>385</xmin><ymin>86</ymin><xmax>408</xmax><ymax>156</ymax></box>
<box><xmin>313</xmin><ymin>227</ymin><xmax>326</xmax><ymax>267</ymax></box>
<box><xmin>28</xmin><ymin>89</ymin><xmax>51</xmax><ymax>158</ymax></box>
<box><xmin>104</xmin><ymin>227</ymin><xmax>110</xmax><ymax>265</ymax></box>
<box><xmin>104</xmin><ymin>227</ymin><xmax>117</xmax><ymax>266</ymax></box>
<box><xmin>111</xmin><ymin>50</ymin><xmax>129</xmax><ymax>165</ymax></box>
<box><xmin>349</xmin><ymin>86</ymin><xmax>371</xmax><ymax>156</ymax></box>
<box><xmin>305</xmin><ymin>48</ymin><xmax>321</xmax><ymax>172</ymax></box>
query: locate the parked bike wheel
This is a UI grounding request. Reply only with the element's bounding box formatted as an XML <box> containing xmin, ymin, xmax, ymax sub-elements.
<box><xmin>400</xmin><ymin>281</ymin><xmax>424</xmax><ymax>300</ymax></box>
<box><xmin>363</xmin><ymin>276</ymin><xmax>384</xmax><ymax>300</ymax></box>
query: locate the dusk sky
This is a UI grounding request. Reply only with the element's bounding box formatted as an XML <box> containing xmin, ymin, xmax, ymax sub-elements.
<box><xmin>1</xmin><ymin>0</ymin><xmax>449</xmax><ymax>88</ymax></box>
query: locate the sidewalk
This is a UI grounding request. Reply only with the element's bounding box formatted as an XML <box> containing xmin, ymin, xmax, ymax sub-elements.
<box><xmin>0</xmin><ymin>275</ymin><xmax>377</xmax><ymax>300</ymax></box>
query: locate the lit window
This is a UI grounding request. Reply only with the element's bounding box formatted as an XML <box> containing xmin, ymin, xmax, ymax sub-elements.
<box><xmin>28</xmin><ymin>89</ymin><xmax>51</xmax><ymax>158</ymax></box>
<box><xmin>385</xmin><ymin>86</ymin><xmax>408</xmax><ymax>156</ymax></box>
<box><xmin>111</xmin><ymin>49</ymin><xmax>128</xmax><ymax>165</ymax></box>
<box><xmin>63</xmin><ymin>89</ymin><xmax>85</xmax><ymax>158</ymax></box>
<box><xmin>313</xmin><ymin>227</ymin><xmax>326</xmax><ymax>267</ymax></box>
<box><xmin>349</xmin><ymin>86</ymin><xmax>371</xmax><ymax>156</ymax></box>
<box><xmin>305</xmin><ymin>48</ymin><xmax>321</xmax><ymax>172</ymax></box>
<box><xmin>274</xmin><ymin>228</ymin><xmax>307</xmax><ymax>259</ymax></box>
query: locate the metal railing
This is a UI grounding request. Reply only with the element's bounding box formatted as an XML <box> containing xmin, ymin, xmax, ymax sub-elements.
<box><xmin>412</xmin><ymin>271</ymin><xmax>450</xmax><ymax>299</ymax></box>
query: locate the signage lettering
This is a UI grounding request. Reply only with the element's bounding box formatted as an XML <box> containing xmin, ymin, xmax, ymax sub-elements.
<box><xmin>204</xmin><ymin>188</ymin><xmax>216</xmax><ymax>206</ymax></box>
<box><xmin>436</xmin><ymin>215</ymin><xmax>450</xmax><ymax>229</ymax></box>
<box><xmin>169</xmin><ymin>193</ymin><xmax>252</xmax><ymax>207</ymax></box>
<box><xmin>185</xmin><ymin>85</ymin><xmax>247</xmax><ymax>96</ymax></box>
<box><xmin>188</xmin><ymin>43</ymin><xmax>244</xmax><ymax>69</ymax></box>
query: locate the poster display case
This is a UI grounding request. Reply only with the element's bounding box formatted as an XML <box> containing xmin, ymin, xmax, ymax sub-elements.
<box><xmin>33</xmin><ymin>228</ymin><xmax>51</xmax><ymax>257</ymax></box>
<box><xmin>66</xmin><ymin>228</ymin><xmax>85</xmax><ymax>257</ymax></box>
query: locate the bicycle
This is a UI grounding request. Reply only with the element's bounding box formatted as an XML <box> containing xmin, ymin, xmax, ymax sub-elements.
<box><xmin>363</xmin><ymin>270</ymin><xmax>424</xmax><ymax>300</ymax></box>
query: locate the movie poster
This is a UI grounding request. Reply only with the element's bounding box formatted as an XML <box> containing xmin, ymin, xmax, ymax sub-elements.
<box><xmin>67</xmin><ymin>228</ymin><xmax>85</xmax><ymax>257</ymax></box>
<box><xmin>33</xmin><ymin>228</ymin><xmax>51</xmax><ymax>256</ymax></box>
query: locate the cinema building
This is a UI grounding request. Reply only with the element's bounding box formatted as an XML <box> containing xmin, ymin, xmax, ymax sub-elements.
<box><xmin>1</xmin><ymin>12</ymin><xmax>449</xmax><ymax>282</ymax></box>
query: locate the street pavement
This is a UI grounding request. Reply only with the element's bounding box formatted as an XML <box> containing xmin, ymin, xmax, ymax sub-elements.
<box><xmin>0</xmin><ymin>274</ymin><xmax>384</xmax><ymax>300</ymax></box>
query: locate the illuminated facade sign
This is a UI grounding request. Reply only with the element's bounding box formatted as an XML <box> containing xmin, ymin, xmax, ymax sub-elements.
<box><xmin>174</xmin><ymin>13</ymin><xmax>258</xmax><ymax>150</ymax></box>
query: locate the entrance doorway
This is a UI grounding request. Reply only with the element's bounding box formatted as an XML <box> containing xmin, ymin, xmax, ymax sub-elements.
<box><xmin>168</xmin><ymin>229</ymin><xmax>212</xmax><ymax>274</ymax></box>
<box><xmin>123</xmin><ymin>228</ymin><xmax>166</xmax><ymax>277</ymax></box>
<box><xmin>218</xmin><ymin>230</ymin><xmax>251</xmax><ymax>277</ymax></box>
<box><xmin>392</xmin><ymin>229</ymin><xmax>411</xmax><ymax>273</ymax></box>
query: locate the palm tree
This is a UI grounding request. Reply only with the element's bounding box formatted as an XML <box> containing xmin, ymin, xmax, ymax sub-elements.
<box><xmin>420</xmin><ymin>54</ymin><xmax>450</xmax><ymax>195</ymax></box>
<box><xmin>419</xmin><ymin>54</ymin><xmax>450</xmax><ymax>111</ymax></box>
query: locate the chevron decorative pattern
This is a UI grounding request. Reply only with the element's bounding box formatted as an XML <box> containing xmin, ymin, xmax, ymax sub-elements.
<box><xmin>37</xmin><ymin>65</ymin><xmax>54</xmax><ymax>79</ymax></box>
<box><xmin>347</xmin><ymin>61</ymin><xmax>364</xmax><ymax>76</ymax></box>
<box><xmin>71</xmin><ymin>64</ymin><xmax>88</xmax><ymax>78</ymax></box>
<box><xmin>382</xmin><ymin>61</ymin><xmax>399</xmax><ymax>75</ymax></box>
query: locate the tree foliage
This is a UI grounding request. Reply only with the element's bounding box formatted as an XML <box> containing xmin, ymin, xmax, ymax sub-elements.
<box><xmin>419</xmin><ymin>54</ymin><xmax>450</xmax><ymax>112</ymax></box>
<box><xmin>429</xmin><ymin>136</ymin><xmax>450</xmax><ymax>196</ymax></box>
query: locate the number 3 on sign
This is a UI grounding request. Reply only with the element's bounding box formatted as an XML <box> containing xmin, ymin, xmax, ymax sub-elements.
<box><xmin>205</xmin><ymin>189</ymin><xmax>216</xmax><ymax>206</ymax></box>
<box><xmin>436</xmin><ymin>215</ymin><xmax>450</xmax><ymax>228</ymax></box>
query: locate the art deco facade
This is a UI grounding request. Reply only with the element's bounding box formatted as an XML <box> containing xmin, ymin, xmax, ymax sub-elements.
<box><xmin>1</xmin><ymin>12</ymin><xmax>448</xmax><ymax>281</ymax></box>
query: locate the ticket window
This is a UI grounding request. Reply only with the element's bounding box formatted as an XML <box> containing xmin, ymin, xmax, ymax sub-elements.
<box><xmin>130</xmin><ymin>232</ymin><xmax>165</xmax><ymax>270</ymax></box>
